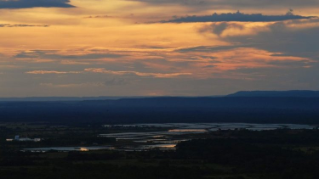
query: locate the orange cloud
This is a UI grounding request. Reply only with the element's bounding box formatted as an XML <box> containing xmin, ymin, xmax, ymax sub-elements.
<box><xmin>26</xmin><ymin>70</ymin><xmax>81</xmax><ymax>74</ymax></box>
<box><xmin>84</xmin><ymin>68</ymin><xmax>192</xmax><ymax>78</ymax></box>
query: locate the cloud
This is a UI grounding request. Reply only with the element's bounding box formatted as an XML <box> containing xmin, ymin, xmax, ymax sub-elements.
<box><xmin>26</xmin><ymin>70</ymin><xmax>81</xmax><ymax>74</ymax></box>
<box><xmin>198</xmin><ymin>21</ymin><xmax>268</xmax><ymax>38</ymax></box>
<box><xmin>104</xmin><ymin>78</ymin><xmax>131</xmax><ymax>86</ymax></box>
<box><xmin>25</xmin><ymin>68</ymin><xmax>192</xmax><ymax>78</ymax></box>
<box><xmin>162</xmin><ymin>11</ymin><xmax>314</xmax><ymax>23</ymax></box>
<box><xmin>0</xmin><ymin>0</ymin><xmax>74</xmax><ymax>9</ymax></box>
<box><xmin>194</xmin><ymin>18</ymin><xmax>319</xmax><ymax>64</ymax></box>
<box><xmin>15</xmin><ymin>50</ymin><xmax>124</xmax><ymax>60</ymax></box>
<box><xmin>215</xmin><ymin>19</ymin><xmax>319</xmax><ymax>60</ymax></box>
<box><xmin>85</xmin><ymin>15</ymin><xmax>115</xmax><ymax>19</ymax></box>
<box><xmin>40</xmin><ymin>82</ymin><xmax>104</xmax><ymax>88</ymax></box>
<box><xmin>84</xmin><ymin>68</ymin><xmax>192</xmax><ymax>78</ymax></box>
<box><xmin>128</xmin><ymin>0</ymin><xmax>319</xmax><ymax>11</ymax></box>
<box><xmin>210</xmin><ymin>22</ymin><xmax>243</xmax><ymax>35</ymax></box>
<box><xmin>176</xmin><ymin>45</ymin><xmax>244</xmax><ymax>52</ymax></box>
<box><xmin>128</xmin><ymin>0</ymin><xmax>206</xmax><ymax>6</ymax></box>
<box><xmin>0</xmin><ymin>24</ymin><xmax>49</xmax><ymax>27</ymax></box>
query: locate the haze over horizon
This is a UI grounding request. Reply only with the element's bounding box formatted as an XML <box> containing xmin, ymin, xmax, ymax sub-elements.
<box><xmin>1</xmin><ymin>0</ymin><xmax>319</xmax><ymax>97</ymax></box>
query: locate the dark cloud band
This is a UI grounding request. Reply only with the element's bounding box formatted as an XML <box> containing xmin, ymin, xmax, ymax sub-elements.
<box><xmin>162</xmin><ymin>11</ymin><xmax>314</xmax><ymax>23</ymax></box>
<box><xmin>128</xmin><ymin>0</ymin><xmax>319</xmax><ymax>10</ymax></box>
<box><xmin>0</xmin><ymin>0</ymin><xmax>74</xmax><ymax>9</ymax></box>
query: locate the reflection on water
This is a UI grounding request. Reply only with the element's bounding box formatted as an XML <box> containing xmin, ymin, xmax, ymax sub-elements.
<box><xmin>24</xmin><ymin>123</ymin><xmax>315</xmax><ymax>152</ymax></box>
<box><xmin>168</xmin><ymin>129</ymin><xmax>207</xmax><ymax>133</ymax></box>
<box><xmin>22</xmin><ymin>146</ymin><xmax>113</xmax><ymax>152</ymax></box>
<box><xmin>113</xmin><ymin>123</ymin><xmax>314</xmax><ymax>131</ymax></box>
<box><xmin>99</xmin><ymin>123</ymin><xmax>315</xmax><ymax>151</ymax></box>
<box><xmin>139</xmin><ymin>144</ymin><xmax>176</xmax><ymax>150</ymax></box>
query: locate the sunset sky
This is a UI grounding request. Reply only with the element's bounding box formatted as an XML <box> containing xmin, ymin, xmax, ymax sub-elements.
<box><xmin>0</xmin><ymin>0</ymin><xmax>318</xmax><ymax>97</ymax></box>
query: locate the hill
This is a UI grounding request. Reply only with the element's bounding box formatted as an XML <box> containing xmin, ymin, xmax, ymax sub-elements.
<box><xmin>227</xmin><ymin>90</ymin><xmax>319</xmax><ymax>97</ymax></box>
<box><xmin>1</xmin><ymin>96</ymin><xmax>319</xmax><ymax>124</ymax></box>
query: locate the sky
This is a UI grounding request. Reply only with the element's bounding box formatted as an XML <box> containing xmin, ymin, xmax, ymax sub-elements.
<box><xmin>0</xmin><ymin>0</ymin><xmax>319</xmax><ymax>97</ymax></box>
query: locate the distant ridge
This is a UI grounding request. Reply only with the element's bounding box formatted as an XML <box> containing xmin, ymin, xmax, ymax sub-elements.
<box><xmin>227</xmin><ymin>90</ymin><xmax>319</xmax><ymax>97</ymax></box>
<box><xmin>1</xmin><ymin>90</ymin><xmax>319</xmax><ymax>101</ymax></box>
<box><xmin>0</xmin><ymin>96</ymin><xmax>124</xmax><ymax>101</ymax></box>
<box><xmin>1</xmin><ymin>92</ymin><xmax>319</xmax><ymax>124</ymax></box>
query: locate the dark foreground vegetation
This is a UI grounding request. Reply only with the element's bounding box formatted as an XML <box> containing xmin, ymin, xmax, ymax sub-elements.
<box><xmin>2</xmin><ymin>129</ymin><xmax>319</xmax><ymax>179</ymax></box>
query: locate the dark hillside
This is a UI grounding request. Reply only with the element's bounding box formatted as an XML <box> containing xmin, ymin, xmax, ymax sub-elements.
<box><xmin>0</xmin><ymin>97</ymin><xmax>318</xmax><ymax>124</ymax></box>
